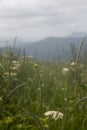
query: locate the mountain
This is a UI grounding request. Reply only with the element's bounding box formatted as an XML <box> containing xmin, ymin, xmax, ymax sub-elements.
<box><xmin>17</xmin><ymin>36</ymin><xmax>85</xmax><ymax>61</ymax></box>
<box><xmin>0</xmin><ymin>33</ymin><xmax>87</xmax><ymax>61</ymax></box>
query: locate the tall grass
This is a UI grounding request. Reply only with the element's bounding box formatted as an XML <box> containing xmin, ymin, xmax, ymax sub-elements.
<box><xmin>0</xmin><ymin>40</ymin><xmax>87</xmax><ymax>130</ymax></box>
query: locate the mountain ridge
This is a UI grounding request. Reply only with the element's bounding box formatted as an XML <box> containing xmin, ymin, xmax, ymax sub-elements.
<box><xmin>0</xmin><ymin>32</ymin><xmax>87</xmax><ymax>61</ymax></box>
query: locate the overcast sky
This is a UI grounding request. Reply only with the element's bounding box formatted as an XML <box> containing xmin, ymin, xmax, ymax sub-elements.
<box><xmin>0</xmin><ymin>0</ymin><xmax>87</xmax><ymax>41</ymax></box>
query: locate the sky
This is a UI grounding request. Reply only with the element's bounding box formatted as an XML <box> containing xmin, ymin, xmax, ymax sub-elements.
<box><xmin>0</xmin><ymin>0</ymin><xmax>87</xmax><ymax>41</ymax></box>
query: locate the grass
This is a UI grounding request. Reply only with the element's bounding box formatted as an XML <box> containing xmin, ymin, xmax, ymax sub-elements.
<box><xmin>0</xmin><ymin>43</ymin><xmax>87</xmax><ymax>130</ymax></box>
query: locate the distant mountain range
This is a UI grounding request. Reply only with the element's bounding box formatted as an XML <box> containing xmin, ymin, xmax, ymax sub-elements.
<box><xmin>17</xmin><ymin>39</ymin><xmax>86</xmax><ymax>61</ymax></box>
<box><xmin>0</xmin><ymin>32</ymin><xmax>87</xmax><ymax>61</ymax></box>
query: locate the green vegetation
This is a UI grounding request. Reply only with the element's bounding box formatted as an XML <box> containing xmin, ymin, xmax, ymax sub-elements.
<box><xmin>0</xmin><ymin>43</ymin><xmax>87</xmax><ymax>130</ymax></box>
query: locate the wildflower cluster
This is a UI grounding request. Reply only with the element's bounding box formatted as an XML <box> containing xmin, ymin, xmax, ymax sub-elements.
<box><xmin>44</xmin><ymin>111</ymin><xmax>64</xmax><ymax>120</ymax></box>
<box><xmin>4</xmin><ymin>60</ymin><xmax>20</xmax><ymax>77</ymax></box>
<box><xmin>62</xmin><ymin>68</ymin><xmax>69</xmax><ymax>75</ymax></box>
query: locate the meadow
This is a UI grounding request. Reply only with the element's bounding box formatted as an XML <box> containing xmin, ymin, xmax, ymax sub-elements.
<box><xmin>0</xmin><ymin>42</ymin><xmax>87</xmax><ymax>130</ymax></box>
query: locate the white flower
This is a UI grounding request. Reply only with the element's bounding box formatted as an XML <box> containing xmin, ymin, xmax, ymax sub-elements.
<box><xmin>56</xmin><ymin>112</ymin><xmax>64</xmax><ymax>119</ymax></box>
<box><xmin>62</xmin><ymin>68</ymin><xmax>69</xmax><ymax>75</ymax></box>
<box><xmin>12</xmin><ymin>60</ymin><xmax>19</xmax><ymax>64</ymax></box>
<box><xmin>11</xmin><ymin>67</ymin><xmax>18</xmax><ymax>70</ymax></box>
<box><xmin>44</xmin><ymin>111</ymin><xmax>64</xmax><ymax>120</ymax></box>
<box><xmin>52</xmin><ymin>111</ymin><xmax>58</xmax><ymax>120</ymax></box>
<box><xmin>10</xmin><ymin>73</ymin><xmax>16</xmax><ymax>76</ymax></box>
<box><xmin>70</xmin><ymin>62</ymin><xmax>76</xmax><ymax>66</ymax></box>
<box><xmin>62</xmin><ymin>68</ymin><xmax>69</xmax><ymax>71</ymax></box>
<box><xmin>12</xmin><ymin>60</ymin><xmax>17</xmax><ymax>64</ymax></box>
<box><xmin>44</xmin><ymin>111</ymin><xmax>56</xmax><ymax>116</ymax></box>
<box><xmin>4</xmin><ymin>72</ymin><xmax>16</xmax><ymax>76</ymax></box>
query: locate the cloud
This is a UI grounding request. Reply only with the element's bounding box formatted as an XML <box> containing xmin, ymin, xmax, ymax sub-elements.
<box><xmin>0</xmin><ymin>0</ymin><xmax>87</xmax><ymax>40</ymax></box>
